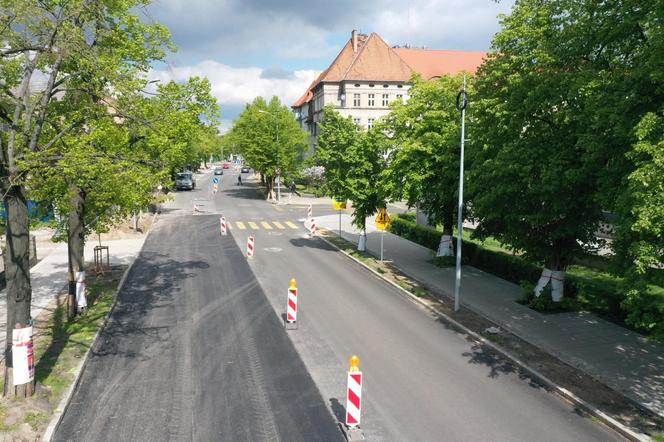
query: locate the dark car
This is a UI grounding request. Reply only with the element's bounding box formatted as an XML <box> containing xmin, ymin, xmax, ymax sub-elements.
<box><xmin>175</xmin><ymin>172</ymin><xmax>196</xmax><ymax>190</ymax></box>
<box><xmin>214</xmin><ymin>167</ymin><xmax>223</xmax><ymax>175</ymax></box>
<box><xmin>241</xmin><ymin>166</ymin><xmax>250</xmax><ymax>173</ymax></box>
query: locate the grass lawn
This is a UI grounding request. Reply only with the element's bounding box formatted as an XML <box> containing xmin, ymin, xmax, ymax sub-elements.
<box><xmin>0</xmin><ymin>265</ymin><xmax>125</xmax><ymax>439</ymax></box>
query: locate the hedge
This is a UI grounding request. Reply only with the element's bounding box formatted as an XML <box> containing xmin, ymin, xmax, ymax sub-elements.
<box><xmin>389</xmin><ymin>215</ymin><xmax>570</xmax><ymax>293</ymax></box>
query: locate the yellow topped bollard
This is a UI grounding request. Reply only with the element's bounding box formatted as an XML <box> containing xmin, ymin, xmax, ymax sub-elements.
<box><xmin>290</xmin><ymin>278</ymin><xmax>297</xmax><ymax>289</ymax></box>
<box><xmin>349</xmin><ymin>355</ymin><xmax>361</xmax><ymax>372</ymax></box>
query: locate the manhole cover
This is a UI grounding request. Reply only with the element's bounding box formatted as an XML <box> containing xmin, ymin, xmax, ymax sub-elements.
<box><xmin>264</xmin><ymin>247</ymin><xmax>282</xmax><ymax>252</ymax></box>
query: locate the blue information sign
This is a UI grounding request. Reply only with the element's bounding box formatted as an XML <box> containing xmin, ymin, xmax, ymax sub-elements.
<box><xmin>212</xmin><ymin>177</ymin><xmax>219</xmax><ymax>184</ymax></box>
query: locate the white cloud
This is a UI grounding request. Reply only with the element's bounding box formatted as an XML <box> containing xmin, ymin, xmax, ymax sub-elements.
<box><xmin>150</xmin><ymin>60</ymin><xmax>316</xmax><ymax>117</ymax></box>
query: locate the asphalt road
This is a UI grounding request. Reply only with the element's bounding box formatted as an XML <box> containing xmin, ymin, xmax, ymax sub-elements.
<box><xmin>54</xmin><ymin>169</ymin><xmax>341</xmax><ymax>441</ymax></box>
<box><xmin>55</xmin><ymin>167</ymin><xmax>623</xmax><ymax>441</ymax></box>
<box><xmin>201</xmin><ymin>168</ymin><xmax>623</xmax><ymax>441</ymax></box>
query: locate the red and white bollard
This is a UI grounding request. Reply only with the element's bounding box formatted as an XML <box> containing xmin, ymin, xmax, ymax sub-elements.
<box><xmin>220</xmin><ymin>216</ymin><xmax>227</xmax><ymax>236</ymax></box>
<box><xmin>307</xmin><ymin>204</ymin><xmax>313</xmax><ymax>220</ymax></box>
<box><xmin>309</xmin><ymin>217</ymin><xmax>317</xmax><ymax>236</ymax></box>
<box><xmin>345</xmin><ymin>355</ymin><xmax>363</xmax><ymax>429</ymax></box>
<box><xmin>246</xmin><ymin>235</ymin><xmax>255</xmax><ymax>258</ymax></box>
<box><xmin>285</xmin><ymin>278</ymin><xmax>298</xmax><ymax>329</ymax></box>
<box><xmin>76</xmin><ymin>270</ymin><xmax>87</xmax><ymax>312</ymax></box>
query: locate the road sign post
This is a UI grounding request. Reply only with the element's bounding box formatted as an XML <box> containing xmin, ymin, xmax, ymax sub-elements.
<box><xmin>375</xmin><ymin>208</ymin><xmax>391</xmax><ymax>261</ymax></box>
<box><xmin>333</xmin><ymin>198</ymin><xmax>347</xmax><ymax>237</ymax></box>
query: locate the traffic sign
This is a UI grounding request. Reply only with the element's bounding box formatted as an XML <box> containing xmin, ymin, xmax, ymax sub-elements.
<box><xmin>212</xmin><ymin>177</ymin><xmax>219</xmax><ymax>184</ymax></box>
<box><xmin>375</xmin><ymin>208</ymin><xmax>390</xmax><ymax>231</ymax></box>
<box><xmin>333</xmin><ymin>197</ymin><xmax>347</xmax><ymax>211</ymax></box>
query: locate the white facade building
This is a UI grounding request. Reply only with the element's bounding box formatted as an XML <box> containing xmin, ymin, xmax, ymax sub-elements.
<box><xmin>292</xmin><ymin>30</ymin><xmax>487</xmax><ymax>151</ymax></box>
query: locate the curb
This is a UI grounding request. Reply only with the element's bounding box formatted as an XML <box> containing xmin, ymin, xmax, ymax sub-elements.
<box><xmin>317</xmin><ymin>231</ymin><xmax>651</xmax><ymax>442</ymax></box>
<box><xmin>41</xmin><ymin>241</ymin><xmax>146</xmax><ymax>441</ymax></box>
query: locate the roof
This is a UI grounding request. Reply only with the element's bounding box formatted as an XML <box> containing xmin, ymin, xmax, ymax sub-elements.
<box><xmin>392</xmin><ymin>48</ymin><xmax>486</xmax><ymax>80</ymax></box>
<box><xmin>292</xmin><ymin>31</ymin><xmax>487</xmax><ymax>108</ymax></box>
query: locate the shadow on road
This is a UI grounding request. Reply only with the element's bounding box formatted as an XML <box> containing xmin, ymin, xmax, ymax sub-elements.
<box><xmin>90</xmin><ymin>251</ymin><xmax>209</xmax><ymax>360</ymax></box>
<box><xmin>329</xmin><ymin>397</ymin><xmax>346</xmax><ymax>423</ymax></box>
<box><xmin>289</xmin><ymin>237</ymin><xmax>338</xmax><ymax>251</ymax></box>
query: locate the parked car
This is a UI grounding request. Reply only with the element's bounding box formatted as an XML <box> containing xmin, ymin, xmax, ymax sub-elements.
<box><xmin>175</xmin><ymin>172</ymin><xmax>196</xmax><ymax>190</ymax></box>
<box><xmin>241</xmin><ymin>166</ymin><xmax>250</xmax><ymax>173</ymax></box>
<box><xmin>214</xmin><ymin>167</ymin><xmax>223</xmax><ymax>175</ymax></box>
<box><xmin>222</xmin><ymin>163</ymin><xmax>230</xmax><ymax>169</ymax></box>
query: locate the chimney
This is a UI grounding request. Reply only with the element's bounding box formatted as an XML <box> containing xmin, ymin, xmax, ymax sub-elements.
<box><xmin>352</xmin><ymin>29</ymin><xmax>358</xmax><ymax>53</ymax></box>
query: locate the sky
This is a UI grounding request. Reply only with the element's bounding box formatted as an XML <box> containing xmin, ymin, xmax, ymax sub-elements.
<box><xmin>142</xmin><ymin>0</ymin><xmax>516</xmax><ymax>132</ymax></box>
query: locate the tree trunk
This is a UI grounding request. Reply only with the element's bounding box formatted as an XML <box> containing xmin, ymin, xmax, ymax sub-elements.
<box><xmin>67</xmin><ymin>187</ymin><xmax>86</xmax><ymax>319</ymax></box>
<box><xmin>437</xmin><ymin>204</ymin><xmax>455</xmax><ymax>257</ymax></box>
<box><xmin>534</xmin><ymin>253</ymin><xmax>568</xmax><ymax>302</ymax></box>
<box><xmin>3</xmin><ymin>185</ymin><xmax>32</xmax><ymax>388</ymax></box>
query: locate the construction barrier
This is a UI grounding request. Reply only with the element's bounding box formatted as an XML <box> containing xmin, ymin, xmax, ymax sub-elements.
<box><xmin>309</xmin><ymin>217</ymin><xmax>316</xmax><ymax>236</ymax></box>
<box><xmin>220</xmin><ymin>216</ymin><xmax>227</xmax><ymax>236</ymax></box>
<box><xmin>246</xmin><ymin>235</ymin><xmax>255</xmax><ymax>258</ymax></box>
<box><xmin>76</xmin><ymin>270</ymin><xmax>87</xmax><ymax>311</ymax></box>
<box><xmin>286</xmin><ymin>278</ymin><xmax>297</xmax><ymax>324</ymax></box>
<box><xmin>307</xmin><ymin>204</ymin><xmax>313</xmax><ymax>220</ymax></box>
<box><xmin>345</xmin><ymin>355</ymin><xmax>362</xmax><ymax>428</ymax></box>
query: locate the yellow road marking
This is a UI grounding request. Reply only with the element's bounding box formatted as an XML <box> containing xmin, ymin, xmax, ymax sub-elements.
<box><xmin>248</xmin><ymin>221</ymin><xmax>259</xmax><ymax>229</ymax></box>
<box><xmin>261</xmin><ymin>221</ymin><xmax>272</xmax><ymax>229</ymax></box>
<box><xmin>272</xmin><ymin>221</ymin><xmax>286</xmax><ymax>229</ymax></box>
<box><xmin>236</xmin><ymin>221</ymin><xmax>246</xmax><ymax>230</ymax></box>
<box><xmin>285</xmin><ymin>221</ymin><xmax>299</xmax><ymax>229</ymax></box>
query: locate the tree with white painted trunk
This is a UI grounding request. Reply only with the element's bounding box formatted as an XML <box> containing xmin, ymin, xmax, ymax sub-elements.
<box><xmin>470</xmin><ymin>0</ymin><xmax>657</xmax><ymax>301</ymax></box>
<box><xmin>316</xmin><ymin>107</ymin><xmax>388</xmax><ymax>251</ymax></box>
<box><xmin>383</xmin><ymin>74</ymin><xmax>470</xmax><ymax>258</ymax></box>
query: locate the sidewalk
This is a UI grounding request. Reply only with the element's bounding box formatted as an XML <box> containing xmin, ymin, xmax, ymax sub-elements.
<box><xmin>317</xmin><ymin>213</ymin><xmax>664</xmax><ymax>418</ymax></box>
<box><xmin>0</xmin><ymin>238</ymin><xmax>146</xmax><ymax>360</ymax></box>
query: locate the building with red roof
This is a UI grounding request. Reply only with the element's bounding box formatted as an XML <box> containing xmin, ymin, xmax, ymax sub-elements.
<box><xmin>292</xmin><ymin>30</ymin><xmax>486</xmax><ymax>151</ymax></box>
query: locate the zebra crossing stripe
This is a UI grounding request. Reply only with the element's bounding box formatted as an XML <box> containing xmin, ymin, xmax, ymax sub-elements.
<box><xmin>248</xmin><ymin>221</ymin><xmax>259</xmax><ymax>229</ymax></box>
<box><xmin>260</xmin><ymin>221</ymin><xmax>273</xmax><ymax>229</ymax></box>
<box><xmin>236</xmin><ymin>221</ymin><xmax>246</xmax><ymax>230</ymax></box>
<box><xmin>273</xmin><ymin>221</ymin><xmax>286</xmax><ymax>229</ymax></box>
<box><xmin>285</xmin><ymin>221</ymin><xmax>299</xmax><ymax>229</ymax></box>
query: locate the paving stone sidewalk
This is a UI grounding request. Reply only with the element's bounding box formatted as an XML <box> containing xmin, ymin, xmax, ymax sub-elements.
<box><xmin>0</xmin><ymin>238</ymin><xmax>146</xmax><ymax>361</ymax></box>
<box><xmin>317</xmin><ymin>213</ymin><xmax>664</xmax><ymax>418</ymax></box>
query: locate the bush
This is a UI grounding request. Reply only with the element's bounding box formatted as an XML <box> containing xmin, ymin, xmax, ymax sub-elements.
<box><xmin>391</xmin><ymin>214</ymin><xmax>542</xmax><ymax>287</ymax></box>
<box><xmin>621</xmin><ymin>284</ymin><xmax>664</xmax><ymax>340</ymax></box>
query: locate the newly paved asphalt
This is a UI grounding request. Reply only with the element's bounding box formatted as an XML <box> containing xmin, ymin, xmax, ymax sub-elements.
<box><xmin>55</xmin><ymin>167</ymin><xmax>623</xmax><ymax>441</ymax></box>
<box><xmin>54</xmin><ymin>171</ymin><xmax>341</xmax><ymax>441</ymax></box>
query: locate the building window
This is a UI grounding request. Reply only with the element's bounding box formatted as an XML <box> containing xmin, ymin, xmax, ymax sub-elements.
<box><xmin>383</xmin><ymin>84</ymin><xmax>389</xmax><ymax>88</ymax></box>
<box><xmin>369</xmin><ymin>84</ymin><xmax>375</xmax><ymax>87</ymax></box>
<box><xmin>368</xmin><ymin>94</ymin><xmax>375</xmax><ymax>106</ymax></box>
<box><xmin>396</xmin><ymin>93</ymin><xmax>403</xmax><ymax>101</ymax></box>
<box><xmin>353</xmin><ymin>93</ymin><xmax>361</xmax><ymax>107</ymax></box>
<box><xmin>367</xmin><ymin>118</ymin><xmax>375</xmax><ymax>129</ymax></box>
<box><xmin>382</xmin><ymin>94</ymin><xmax>389</xmax><ymax>106</ymax></box>
<box><xmin>397</xmin><ymin>84</ymin><xmax>403</xmax><ymax>88</ymax></box>
<box><xmin>354</xmin><ymin>83</ymin><xmax>360</xmax><ymax>87</ymax></box>
<box><xmin>353</xmin><ymin>117</ymin><xmax>361</xmax><ymax>125</ymax></box>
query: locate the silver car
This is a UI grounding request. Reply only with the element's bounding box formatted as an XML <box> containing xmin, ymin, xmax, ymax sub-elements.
<box><xmin>175</xmin><ymin>172</ymin><xmax>196</xmax><ymax>190</ymax></box>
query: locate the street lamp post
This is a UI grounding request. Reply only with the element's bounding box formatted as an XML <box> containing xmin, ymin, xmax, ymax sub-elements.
<box><xmin>258</xmin><ymin>110</ymin><xmax>281</xmax><ymax>202</ymax></box>
<box><xmin>453</xmin><ymin>75</ymin><xmax>468</xmax><ymax>312</ymax></box>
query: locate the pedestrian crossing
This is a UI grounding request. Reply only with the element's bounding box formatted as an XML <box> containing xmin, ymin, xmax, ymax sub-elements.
<box><xmin>227</xmin><ymin>220</ymin><xmax>301</xmax><ymax>230</ymax></box>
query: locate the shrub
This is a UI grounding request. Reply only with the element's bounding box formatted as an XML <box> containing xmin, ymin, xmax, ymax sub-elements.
<box><xmin>621</xmin><ymin>284</ymin><xmax>664</xmax><ymax>340</ymax></box>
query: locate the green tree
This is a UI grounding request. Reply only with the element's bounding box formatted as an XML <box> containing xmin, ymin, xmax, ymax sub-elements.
<box><xmin>0</xmin><ymin>0</ymin><xmax>170</xmax><ymax>383</ymax></box>
<box><xmin>316</xmin><ymin>106</ymin><xmax>388</xmax><ymax>250</ymax></box>
<box><xmin>470</xmin><ymin>0</ymin><xmax>656</xmax><ymax>301</ymax></box>
<box><xmin>229</xmin><ymin>96</ymin><xmax>306</xmax><ymax>199</ymax></box>
<box><xmin>383</xmin><ymin>74</ymin><xmax>467</xmax><ymax>257</ymax></box>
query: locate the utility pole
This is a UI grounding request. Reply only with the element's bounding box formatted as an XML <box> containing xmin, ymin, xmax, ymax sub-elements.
<box><xmin>453</xmin><ymin>75</ymin><xmax>468</xmax><ymax>312</ymax></box>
